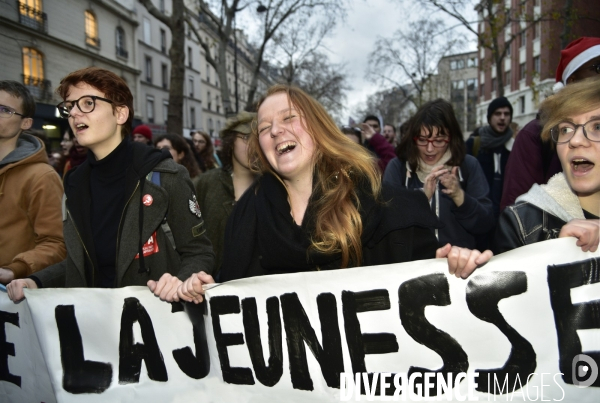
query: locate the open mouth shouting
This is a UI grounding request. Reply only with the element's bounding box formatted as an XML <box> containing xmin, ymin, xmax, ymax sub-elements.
<box><xmin>571</xmin><ymin>157</ymin><xmax>595</xmax><ymax>174</ymax></box>
<box><xmin>277</xmin><ymin>141</ymin><xmax>297</xmax><ymax>155</ymax></box>
<box><xmin>75</xmin><ymin>122</ymin><xmax>89</xmax><ymax>133</ymax></box>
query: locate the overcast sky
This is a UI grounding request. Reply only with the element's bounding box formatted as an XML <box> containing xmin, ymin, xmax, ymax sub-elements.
<box><xmin>322</xmin><ymin>0</ymin><xmax>477</xmax><ymax>121</ymax></box>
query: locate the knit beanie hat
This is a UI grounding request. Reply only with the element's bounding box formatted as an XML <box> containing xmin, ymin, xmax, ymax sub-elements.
<box><xmin>554</xmin><ymin>37</ymin><xmax>600</xmax><ymax>91</ymax></box>
<box><xmin>132</xmin><ymin>124</ymin><xmax>153</xmax><ymax>141</ymax></box>
<box><xmin>487</xmin><ymin>97</ymin><xmax>513</xmax><ymax>123</ymax></box>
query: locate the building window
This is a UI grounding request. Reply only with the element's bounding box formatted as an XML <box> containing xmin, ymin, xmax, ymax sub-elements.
<box><xmin>506</xmin><ymin>43</ymin><xmax>511</xmax><ymax>56</ymax></box>
<box><xmin>206</xmin><ymin>63</ymin><xmax>210</xmax><ymax>82</ymax></box>
<box><xmin>18</xmin><ymin>0</ymin><xmax>47</xmax><ymax>32</ymax></box>
<box><xmin>143</xmin><ymin>17</ymin><xmax>151</xmax><ymax>44</ymax></box>
<box><xmin>85</xmin><ymin>10</ymin><xmax>100</xmax><ymax>47</ymax></box>
<box><xmin>492</xmin><ymin>78</ymin><xmax>497</xmax><ymax>93</ymax></box>
<box><xmin>190</xmin><ymin>107</ymin><xmax>196</xmax><ymax>129</ymax></box>
<box><xmin>208</xmin><ymin>118</ymin><xmax>214</xmax><ymax>136</ymax></box>
<box><xmin>207</xmin><ymin>91</ymin><xmax>211</xmax><ymax>110</ymax></box>
<box><xmin>162</xmin><ymin>64</ymin><xmax>168</xmax><ymax>89</ymax></box>
<box><xmin>504</xmin><ymin>70</ymin><xmax>511</xmax><ymax>87</ymax></box>
<box><xmin>163</xmin><ymin>100</ymin><xmax>169</xmax><ymax>124</ymax></box>
<box><xmin>450</xmin><ymin>59</ymin><xmax>465</xmax><ymax>70</ymax></box>
<box><xmin>145</xmin><ymin>56</ymin><xmax>152</xmax><ymax>83</ymax></box>
<box><xmin>519</xmin><ymin>62</ymin><xmax>526</xmax><ymax>81</ymax></box>
<box><xmin>189</xmin><ymin>76</ymin><xmax>194</xmax><ymax>98</ymax></box>
<box><xmin>22</xmin><ymin>47</ymin><xmax>48</xmax><ymax>98</ymax></box>
<box><xmin>451</xmin><ymin>80</ymin><xmax>464</xmax><ymax>90</ymax></box>
<box><xmin>533</xmin><ymin>56</ymin><xmax>540</xmax><ymax>74</ymax></box>
<box><xmin>116</xmin><ymin>27</ymin><xmax>127</xmax><ymax>58</ymax></box>
<box><xmin>216</xmin><ymin>96</ymin><xmax>220</xmax><ymax>113</ymax></box>
<box><xmin>519</xmin><ymin>96</ymin><xmax>525</xmax><ymax>114</ymax></box>
<box><xmin>188</xmin><ymin>47</ymin><xmax>193</xmax><ymax>68</ymax></box>
<box><xmin>467</xmin><ymin>78</ymin><xmax>478</xmax><ymax>90</ymax></box>
<box><xmin>146</xmin><ymin>96</ymin><xmax>155</xmax><ymax>123</ymax></box>
<box><xmin>467</xmin><ymin>57</ymin><xmax>478</xmax><ymax>68</ymax></box>
<box><xmin>519</xmin><ymin>31</ymin><xmax>526</xmax><ymax>48</ymax></box>
<box><xmin>159</xmin><ymin>0</ymin><xmax>165</xmax><ymax>13</ymax></box>
<box><xmin>160</xmin><ymin>29</ymin><xmax>166</xmax><ymax>54</ymax></box>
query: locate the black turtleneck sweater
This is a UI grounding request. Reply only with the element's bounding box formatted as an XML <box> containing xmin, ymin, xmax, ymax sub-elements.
<box><xmin>89</xmin><ymin>140</ymin><xmax>131</xmax><ymax>287</ymax></box>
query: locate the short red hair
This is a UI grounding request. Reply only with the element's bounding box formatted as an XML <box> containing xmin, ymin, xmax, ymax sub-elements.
<box><xmin>56</xmin><ymin>67</ymin><xmax>134</xmax><ymax>137</ymax></box>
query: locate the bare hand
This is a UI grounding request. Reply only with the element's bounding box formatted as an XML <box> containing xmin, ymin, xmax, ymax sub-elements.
<box><xmin>147</xmin><ymin>273</ymin><xmax>183</xmax><ymax>302</ymax></box>
<box><xmin>177</xmin><ymin>271</ymin><xmax>215</xmax><ymax>304</ymax></box>
<box><xmin>559</xmin><ymin>219</ymin><xmax>600</xmax><ymax>252</ymax></box>
<box><xmin>6</xmin><ymin>278</ymin><xmax>37</xmax><ymax>302</ymax></box>
<box><xmin>422</xmin><ymin>165</ymin><xmax>449</xmax><ymax>200</ymax></box>
<box><xmin>359</xmin><ymin>123</ymin><xmax>376</xmax><ymax>141</ymax></box>
<box><xmin>436</xmin><ymin>243</ymin><xmax>493</xmax><ymax>279</ymax></box>
<box><xmin>439</xmin><ymin>166</ymin><xmax>465</xmax><ymax>207</ymax></box>
<box><xmin>0</xmin><ymin>268</ymin><xmax>15</xmax><ymax>285</ymax></box>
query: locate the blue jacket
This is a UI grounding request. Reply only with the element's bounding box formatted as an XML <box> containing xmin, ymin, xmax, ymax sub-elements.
<box><xmin>383</xmin><ymin>155</ymin><xmax>495</xmax><ymax>249</ymax></box>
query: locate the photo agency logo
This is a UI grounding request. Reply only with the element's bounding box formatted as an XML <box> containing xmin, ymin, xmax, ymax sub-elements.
<box><xmin>572</xmin><ymin>354</ymin><xmax>599</xmax><ymax>388</ymax></box>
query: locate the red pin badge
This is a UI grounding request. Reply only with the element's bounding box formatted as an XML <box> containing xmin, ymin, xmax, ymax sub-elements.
<box><xmin>142</xmin><ymin>194</ymin><xmax>153</xmax><ymax>206</ymax></box>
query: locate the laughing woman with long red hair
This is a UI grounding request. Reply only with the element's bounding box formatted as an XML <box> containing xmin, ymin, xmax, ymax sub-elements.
<box><xmin>177</xmin><ymin>85</ymin><xmax>492</xmax><ymax>303</ymax></box>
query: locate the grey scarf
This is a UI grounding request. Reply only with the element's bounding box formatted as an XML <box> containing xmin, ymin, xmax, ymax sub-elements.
<box><xmin>479</xmin><ymin>125</ymin><xmax>513</xmax><ymax>150</ymax></box>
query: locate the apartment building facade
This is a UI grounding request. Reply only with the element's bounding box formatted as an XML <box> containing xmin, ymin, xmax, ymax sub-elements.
<box><xmin>436</xmin><ymin>51</ymin><xmax>479</xmax><ymax>137</ymax></box>
<box><xmin>476</xmin><ymin>0</ymin><xmax>600</xmax><ymax>130</ymax></box>
<box><xmin>0</xmin><ymin>0</ymin><xmax>139</xmax><ymax>147</ymax></box>
<box><xmin>0</xmin><ymin>0</ymin><xmax>269</xmax><ymax>150</ymax></box>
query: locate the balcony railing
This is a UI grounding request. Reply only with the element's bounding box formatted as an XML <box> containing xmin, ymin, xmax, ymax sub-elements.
<box><xmin>18</xmin><ymin>2</ymin><xmax>48</xmax><ymax>33</ymax></box>
<box><xmin>22</xmin><ymin>75</ymin><xmax>52</xmax><ymax>101</ymax></box>
<box><xmin>116</xmin><ymin>46</ymin><xmax>128</xmax><ymax>59</ymax></box>
<box><xmin>86</xmin><ymin>35</ymin><xmax>101</xmax><ymax>48</ymax></box>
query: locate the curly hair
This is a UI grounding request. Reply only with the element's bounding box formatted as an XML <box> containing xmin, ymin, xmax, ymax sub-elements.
<box><xmin>250</xmin><ymin>84</ymin><xmax>381</xmax><ymax>268</ymax></box>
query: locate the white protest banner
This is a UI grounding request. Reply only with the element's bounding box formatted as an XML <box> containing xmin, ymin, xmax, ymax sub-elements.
<box><xmin>6</xmin><ymin>238</ymin><xmax>599</xmax><ymax>402</ymax></box>
<box><xmin>0</xmin><ymin>291</ymin><xmax>55</xmax><ymax>403</ymax></box>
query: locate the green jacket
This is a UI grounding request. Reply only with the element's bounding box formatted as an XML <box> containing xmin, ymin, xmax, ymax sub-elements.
<box><xmin>33</xmin><ymin>147</ymin><xmax>215</xmax><ymax>288</ymax></box>
<box><xmin>195</xmin><ymin>168</ymin><xmax>235</xmax><ymax>273</ymax></box>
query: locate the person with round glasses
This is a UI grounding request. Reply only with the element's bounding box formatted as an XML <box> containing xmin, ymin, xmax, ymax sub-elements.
<box><xmin>494</xmin><ymin>77</ymin><xmax>600</xmax><ymax>254</ymax></box>
<box><xmin>7</xmin><ymin>67</ymin><xmax>215</xmax><ymax>303</ymax></box>
<box><xmin>384</xmin><ymin>99</ymin><xmax>494</xmax><ymax>249</ymax></box>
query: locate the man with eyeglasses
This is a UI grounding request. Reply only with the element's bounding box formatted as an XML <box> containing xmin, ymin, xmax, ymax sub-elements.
<box><xmin>6</xmin><ymin>67</ymin><xmax>215</xmax><ymax>303</ymax></box>
<box><xmin>501</xmin><ymin>37</ymin><xmax>600</xmax><ymax>213</ymax></box>
<box><xmin>0</xmin><ymin>80</ymin><xmax>65</xmax><ymax>285</ymax></box>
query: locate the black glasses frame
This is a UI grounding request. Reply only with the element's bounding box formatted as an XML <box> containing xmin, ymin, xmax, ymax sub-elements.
<box><xmin>550</xmin><ymin>118</ymin><xmax>600</xmax><ymax>144</ymax></box>
<box><xmin>0</xmin><ymin>104</ymin><xmax>25</xmax><ymax>118</ymax></box>
<box><xmin>56</xmin><ymin>95</ymin><xmax>114</xmax><ymax>118</ymax></box>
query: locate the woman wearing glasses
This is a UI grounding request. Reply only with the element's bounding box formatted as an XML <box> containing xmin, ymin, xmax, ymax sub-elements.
<box><xmin>494</xmin><ymin>77</ymin><xmax>600</xmax><ymax>254</ymax></box>
<box><xmin>384</xmin><ymin>99</ymin><xmax>494</xmax><ymax>249</ymax></box>
<box><xmin>7</xmin><ymin>67</ymin><xmax>215</xmax><ymax>302</ymax></box>
<box><xmin>194</xmin><ymin>111</ymin><xmax>257</xmax><ymax>274</ymax></box>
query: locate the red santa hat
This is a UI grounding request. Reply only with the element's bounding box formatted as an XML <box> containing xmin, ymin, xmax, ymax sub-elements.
<box><xmin>554</xmin><ymin>37</ymin><xmax>600</xmax><ymax>91</ymax></box>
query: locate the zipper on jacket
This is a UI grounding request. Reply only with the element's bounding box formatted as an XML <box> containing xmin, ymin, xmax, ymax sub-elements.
<box><xmin>115</xmin><ymin>180</ymin><xmax>140</xmax><ymax>285</ymax></box>
<box><xmin>67</xmin><ymin>209</ymin><xmax>96</xmax><ymax>286</ymax></box>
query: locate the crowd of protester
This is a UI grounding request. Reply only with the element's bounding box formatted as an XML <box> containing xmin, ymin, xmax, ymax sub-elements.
<box><xmin>1</xmin><ymin>36</ymin><xmax>599</xmax><ymax>309</ymax></box>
